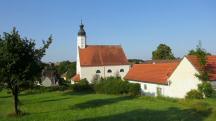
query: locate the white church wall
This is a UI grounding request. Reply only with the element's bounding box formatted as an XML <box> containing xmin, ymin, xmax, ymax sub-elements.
<box><xmin>211</xmin><ymin>81</ymin><xmax>216</xmax><ymax>90</ymax></box>
<box><xmin>80</xmin><ymin>65</ymin><xmax>130</xmax><ymax>83</ymax></box>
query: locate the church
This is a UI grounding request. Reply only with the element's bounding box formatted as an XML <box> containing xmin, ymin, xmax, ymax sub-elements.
<box><xmin>71</xmin><ymin>23</ymin><xmax>130</xmax><ymax>83</ymax></box>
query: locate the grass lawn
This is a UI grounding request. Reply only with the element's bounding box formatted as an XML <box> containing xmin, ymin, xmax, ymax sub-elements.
<box><xmin>0</xmin><ymin>90</ymin><xmax>216</xmax><ymax>121</ymax></box>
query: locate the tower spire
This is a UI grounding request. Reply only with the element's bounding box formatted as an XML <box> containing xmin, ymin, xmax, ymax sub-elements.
<box><xmin>78</xmin><ymin>20</ymin><xmax>86</xmax><ymax>36</ymax></box>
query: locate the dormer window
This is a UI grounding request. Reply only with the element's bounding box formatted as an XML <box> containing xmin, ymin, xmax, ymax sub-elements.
<box><xmin>96</xmin><ymin>70</ymin><xmax>101</xmax><ymax>74</ymax></box>
<box><xmin>120</xmin><ymin>69</ymin><xmax>124</xmax><ymax>72</ymax></box>
<box><xmin>107</xmin><ymin>69</ymin><xmax>112</xmax><ymax>73</ymax></box>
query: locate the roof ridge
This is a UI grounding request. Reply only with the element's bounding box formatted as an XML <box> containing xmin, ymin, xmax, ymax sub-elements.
<box><xmin>87</xmin><ymin>44</ymin><xmax>121</xmax><ymax>46</ymax></box>
<box><xmin>134</xmin><ymin>63</ymin><xmax>179</xmax><ymax>66</ymax></box>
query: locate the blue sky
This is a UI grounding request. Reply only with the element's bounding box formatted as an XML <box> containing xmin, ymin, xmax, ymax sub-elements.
<box><xmin>0</xmin><ymin>0</ymin><xmax>216</xmax><ymax>62</ymax></box>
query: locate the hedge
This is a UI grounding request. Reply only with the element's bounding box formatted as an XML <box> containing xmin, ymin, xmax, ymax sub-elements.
<box><xmin>93</xmin><ymin>77</ymin><xmax>140</xmax><ymax>96</ymax></box>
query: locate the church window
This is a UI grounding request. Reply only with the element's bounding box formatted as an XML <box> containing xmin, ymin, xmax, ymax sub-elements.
<box><xmin>96</xmin><ymin>70</ymin><xmax>101</xmax><ymax>73</ymax></box>
<box><xmin>107</xmin><ymin>69</ymin><xmax>112</xmax><ymax>73</ymax></box>
<box><xmin>120</xmin><ymin>69</ymin><xmax>124</xmax><ymax>72</ymax></box>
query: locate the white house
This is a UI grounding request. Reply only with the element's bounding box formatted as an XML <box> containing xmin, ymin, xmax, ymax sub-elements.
<box><xmin>71</xmin><ymin>23</ymin><xmax>130</xmax><ymax>83</ymax></box>
<box><xmin>125</xmin><ymin>56</ymin><xmax>216</xmax><ymax>98</ymax></box>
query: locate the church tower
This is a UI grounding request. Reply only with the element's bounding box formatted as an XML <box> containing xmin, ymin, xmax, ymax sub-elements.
<box><xmin>76</xmin><ymin>22</ymin><xmax>86</xmax><ymax>75</ymax></box>
<box><xmin>77</xmin><ymin>22</ymin><xmax>86</xmax><ymax>49</ymax></box>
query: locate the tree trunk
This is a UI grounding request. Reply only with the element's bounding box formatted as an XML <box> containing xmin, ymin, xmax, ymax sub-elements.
<box><xmin>12</xmin><ymin>85</ymin><xmax>19</xmax><ymax>115</ymax></box>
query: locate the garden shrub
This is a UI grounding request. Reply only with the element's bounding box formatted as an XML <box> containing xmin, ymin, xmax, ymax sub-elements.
<box><xmin>93</xmin><ymin>77</ymin><xmax>140</xmax><ymax>96</ymax></box>
<box><xmin>59</xmin><ymin>78</ymin><xmax>71</xmax><ymax>87</ymax></box>
<box><xmin>190</xmin><ymin>102</ymin><xmax>212</xmax><ymax>116</ymax></box>
<box><xmin>198</xmin><ymin>82</ymin><xmax>213</xmax><ymax>98</ymax></box>
<box><xmin>72</xmin><ymin>78</ymin><xmax>92</xmax><ymax>92</ymax></box>
<box><xmin>128</xmin><ymin>83</ymin><xmax>140</xmax><ymax>96</ymax></box>
<box><xmin>186</xmin><ymin>89</ymin><xmax>203</xmax><ymax>99</ymax></box>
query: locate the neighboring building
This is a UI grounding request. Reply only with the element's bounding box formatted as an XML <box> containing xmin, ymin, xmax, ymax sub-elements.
<box><xmin>125</xmin><ymin>55</ymin><xmax>216</xmax><ymax>98</ymax></box>
<box><xmin>71</xmin><ymin>23</ymin><xmax>130</xmax><ymax>83</ymax></box>
<box><xmin>40</xmin><ymin>64</ymin><xmax>59</xmax><ymax>87</ymax></box>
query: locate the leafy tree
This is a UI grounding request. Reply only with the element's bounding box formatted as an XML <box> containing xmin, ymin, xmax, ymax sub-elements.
<box><xmin>188</xmin><ymin>41</ymin><xmax>211</xmax><ymax>56</ymax></box>
<box><xmin>198</xmin><ymin>82</ymin><xmax>213</xmax><ymax>98</ymax></box>
<box><xmin>152</xmin><ymin>44</ymin><xmax>175</xmax><ymax>60</ymax></box>
<box><xmin>55</xmin><ymin>61</ymin><xmax>76</xmax><ymax>80</ymax></box>
<box><xmin>56</xmin><ymin>61</ymin><xmax>71</xmax><ymax>75</ymax></box>
<box><xmin>190</xmin><ymin>41</ymin><xmax>214</xmax><ymax>98</ymax></box>
<box><xmin>66</xmin><ymin>62</ymin><xmax>76</xmax><ymax>80</ymax></box>
<box><xmin>0</xmin><ymin>28</ymin><xmax>52</xmax><ymax>115</ymax></box>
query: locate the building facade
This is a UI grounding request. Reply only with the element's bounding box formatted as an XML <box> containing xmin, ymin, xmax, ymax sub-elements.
<box><xmin>125</xmin><ymin>56</ymin><xmax>216</xmax><ymax>98</ymax></box>
<box><xmin>72</xmin><ymin>23</ymin><xmax>130</xmax><ymax>83</ymax></box>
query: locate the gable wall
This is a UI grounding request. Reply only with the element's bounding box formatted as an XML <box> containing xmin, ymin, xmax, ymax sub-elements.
<box><xmin>167</xmin><ymin>57</ymin><xmax>201</xmax><ymax>98</ymax></box>
<box><xmin>41</xmin><ymin>77</ymin><xmax>52</xmax><ymax>87</ymax></box>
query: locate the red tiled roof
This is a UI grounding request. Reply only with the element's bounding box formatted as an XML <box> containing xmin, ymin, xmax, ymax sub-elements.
<box><xmin>79</xmin><ymin>45</ymin><xmax>129</xmax><ymax>66</ymax></box>
<box><xmin>187</xmin><ymin>55</ymin><xmax>216</xmax><ymax>81</ymax></box>
<box><xmin>124</xmin><ymin>63</ymin><xmax>179</xmax><ymax>84</ymax></box>
<box><xmin>72</xmin><ymin>74</ymin><xmax>80</xmax><ymax>82</ymax></box>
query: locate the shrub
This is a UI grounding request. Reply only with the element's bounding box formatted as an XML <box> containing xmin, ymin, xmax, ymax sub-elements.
<box><xmin>72</xmin><ymin>79</ymin><xmax>92</xmax><ymax>92</ymax></box>
<box><xmin>186</xmin><ymin>89</ymin><xmax>203</xmax><ymax>99</ymax></box>
<box><xmin>198</xmin><ymin>82</ymin><xmax>213</xmax><ymax>98</ymax></box>
<box><xmin>190</xmin><ymin>102</ymin><xmax>212</xmax><ymax>116</ymax></box>
<box><xmin>128</xmin><ymin>83</ymin><xmax>140</xmax><ymax>96</ymax></box>
<box><xmin>93</xmin><ymin>77</ymin><xmax>140</xmax><ymax>96</ymax></box>
<box><xmin>59</xmin><ymin>78</ymin><xmax>70</xmax><ymax>87</ymax></box>
<box><xmin>94</xmin><ymin>77</ymin><xmax>128</xmax><ymax>94</ymax></box>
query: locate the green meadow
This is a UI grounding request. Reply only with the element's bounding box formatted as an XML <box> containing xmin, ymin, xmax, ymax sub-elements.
<box><xmin>0</xmin><ymin>90</ymin><xmax>216</xmax><ymax>121</ymax></box>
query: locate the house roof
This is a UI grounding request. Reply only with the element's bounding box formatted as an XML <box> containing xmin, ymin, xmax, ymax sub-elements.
<box><xmin>79</xmin><ymin>45</ymin><xmax>129</xmax><ymax>66</ymax></box>
<box><xmin>124</xmin><ymin>63</ymin><xmax>179</xmax><ymax>84</ymax></box>
<box><xmin>72</xmin><ymin>74</ymin><xmax>80</xmax><ymax>82</ymax></box>
<box><xmin>186</xmin><ymin>55</ymin><xmax>216</xmax><ymax>81</ymax></box>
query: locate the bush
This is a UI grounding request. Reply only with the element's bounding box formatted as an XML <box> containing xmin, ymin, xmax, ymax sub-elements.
<box><xmin>190</xmin><ymin>102</ymin><xmax>212</xmax><ymax>116</ymax></box>
<box><xmin>128</xmin><ymin>83</ymin><xmax>140</xmax><ymax>96</ymax></box>
<box><xmin>186</xmin><ymin>89</ymin><xmax>203</xmax><ymax>99</ymax></box>
<box><xmin>93</xmin><ymin>77</ymin><xmax>140</xmax><ymax>96</ymax></box>
<box><xmin>198</xmin><ymin>82</ymin><xmax>213</xmax><ymax>98</ymax></box>
<box><xmin>72</xmin><ymin>79</ymin><xmax>92</xmax><ymax>92</ymax></box>
<box><xmin>59</xmin><ymin>78</ymin><xmax>70</xmax><ymax>87</ymax></box>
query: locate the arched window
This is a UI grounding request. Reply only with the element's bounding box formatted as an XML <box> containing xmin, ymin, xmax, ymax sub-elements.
<box><xmin>107</xmin><ymin>69</ymin><xmax>112</xmax><ymax>73</ymax></box>
<box><xmin>120</xmin><ymin>69</ymin><xmax>124</xmax><ymax>72</ymax></box>
<box><xmin>96</xmin><ymin>70</ymin><xmax>101</xmax><ymax>73</ymax></box>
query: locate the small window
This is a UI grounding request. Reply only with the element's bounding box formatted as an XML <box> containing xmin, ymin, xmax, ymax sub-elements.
<box><xmin>157</xmin><ymin>87</ymin><xmax>162</xmax><ymax>96</ymax></box>
<box><xmin>96</xmin><ymin>70</ymin><xmax>101</xmax><ymax>73</ymax></box>
<box><xmin>144</xmin><ymin>84</ymin><xmax>147</xmax><ymax>90</ymax></box>
<box><xmin>107</xmin><ymin>69</ymin><xmax>112</xmax><ymax>73</ymax></box>
<box><xmin>120</xmin><ymin>69</ymin><xmax>124</xmax><ymax>72</ymax></box>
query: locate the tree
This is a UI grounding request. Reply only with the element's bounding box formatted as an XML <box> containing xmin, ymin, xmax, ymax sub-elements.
<box><xmin>190</xmin><ymin>41</ymin><xmax>213</xmax><ymax>98</ymax></box>
<box><xmin>0</xmin><ymin>28</ymin><xmax>52</xmax><ymax>115</ymax></box>
<box><xmin>188</xmin><ymin>41</ymin><xmax>211</xmax><ymax>56</ymax></box>
<box><xmin>55</xmin><ymin>61</ymin><xmax>76</xmax><ymax>80</ymax></box>
<box><xmin>152</xmin><ymin>44</ymin><xmax>175</xmax><ymax>60</ymax></box>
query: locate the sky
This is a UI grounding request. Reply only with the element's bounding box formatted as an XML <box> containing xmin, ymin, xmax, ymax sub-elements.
<box><xmin>0</xmin><ymin>0</ymin><xmax>216</xmax><ymax>62</ymax></box>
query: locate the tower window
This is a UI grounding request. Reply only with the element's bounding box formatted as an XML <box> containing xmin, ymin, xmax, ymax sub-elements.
<box><xmin>96</xmin><ymin>70</ymin><xmax>101</xmax><ymax>74</ymax></box>
<box><xmin>120</xmin><ymin>69</ymin><xmax>124</xmax><ymax>72</ymax></box>
<box><xmin>107</xmin><ymin>69</ymin><xmax>112</xmax><ymax>73</ymax></box>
